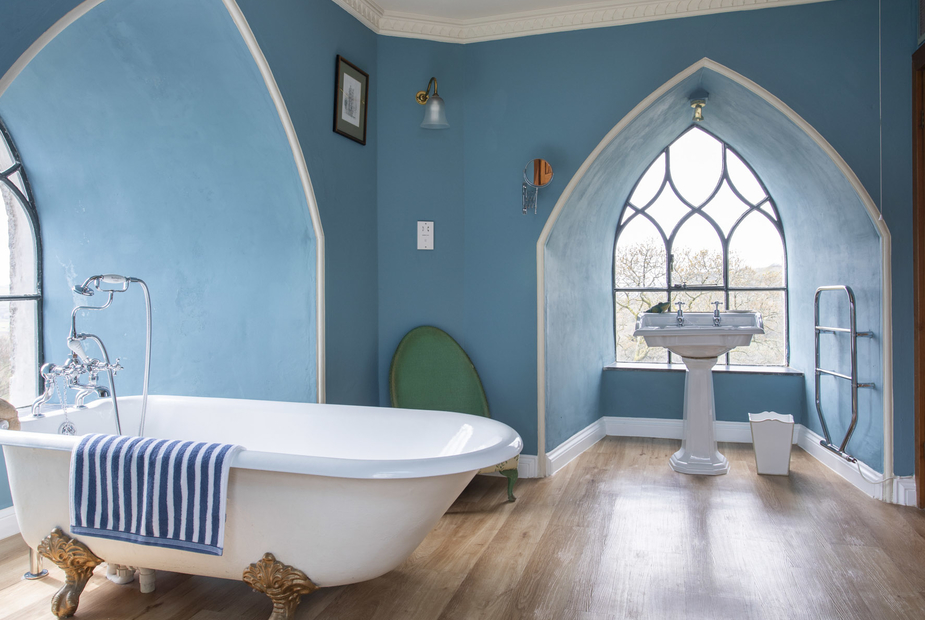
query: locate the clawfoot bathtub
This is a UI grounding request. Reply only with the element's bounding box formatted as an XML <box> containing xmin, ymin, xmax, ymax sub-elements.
<box><xmin>0</xmin><ymin>395</ymin><xmax>523</xmax><ymax>618</ymax></box>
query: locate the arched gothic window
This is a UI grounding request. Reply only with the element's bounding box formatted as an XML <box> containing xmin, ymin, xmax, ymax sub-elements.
<box><xmin>0</xmin><ymin>116</ymin><xmax>42</xmax><ymax>405</ymax></box>
<box><xmin>614</xmin><ymin>126</ymin><xmax>787</xmax><ymax>366</ymax></box>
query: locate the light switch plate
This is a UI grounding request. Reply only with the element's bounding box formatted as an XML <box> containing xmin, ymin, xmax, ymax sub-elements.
<box><xmin>417</xmin><ymin>221</ymin><xmax>434</xmax><ymax>250</ymax></box>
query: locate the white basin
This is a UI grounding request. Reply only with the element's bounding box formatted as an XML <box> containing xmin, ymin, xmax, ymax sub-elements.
<box><xmin>632</xmin><ymin>311</ymin><xmax>764</xmax><ymax>476</ymax></box>
<box><xmin>633</xmin><ymin>311</ymin><xmax>764</xmax><ymax>358</ymax></box>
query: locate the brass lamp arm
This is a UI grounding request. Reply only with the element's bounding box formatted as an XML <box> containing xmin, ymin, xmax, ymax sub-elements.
<box><xmin>416</xmin><ymin>77</ymin><xmax>439</xmax><ymax>105</ymax></box>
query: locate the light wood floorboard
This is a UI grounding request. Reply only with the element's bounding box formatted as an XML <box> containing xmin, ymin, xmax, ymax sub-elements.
<box><xmin>3</xmin><ymin>438</ymin><xmax>925</xmax><ymax>619</ymax></box>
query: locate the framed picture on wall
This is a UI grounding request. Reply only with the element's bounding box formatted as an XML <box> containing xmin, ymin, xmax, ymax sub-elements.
<box><xmin>333</xmin><ymin>55</ymin><xmax>369</xmax><ymax>145</ymax></box>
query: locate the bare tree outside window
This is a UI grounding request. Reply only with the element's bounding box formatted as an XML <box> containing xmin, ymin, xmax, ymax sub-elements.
<box><xmin>613</xmin><ymin>127</ymin><xmax>786</xmax><ymax>366</ymax></box>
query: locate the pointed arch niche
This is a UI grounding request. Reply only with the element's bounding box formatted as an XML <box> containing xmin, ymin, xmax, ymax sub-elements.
<box><xmin>537</xmin><ymin>59</ymin><xmax>891</xmax><ymax>490</ymax></box>
<box><xmin>0</xmin><ymin>0</ymin><xmax>325</xmax><ymax>402</ymax></box>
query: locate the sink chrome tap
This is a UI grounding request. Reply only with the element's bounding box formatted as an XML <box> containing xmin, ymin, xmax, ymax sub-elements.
<box><xmin>675</xmin><ymin>301</ymin><xmax>684</xmax><ymax>326</ymax></box>
<box><xmin>712</xmin><ymin>301</ymin><xmax>722</xmax><ymax>326</ymax></box>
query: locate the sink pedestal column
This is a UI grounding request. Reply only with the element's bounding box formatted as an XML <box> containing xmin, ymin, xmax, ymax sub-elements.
<box><xmin>669</xmin><ymin>355</ymin><xmax>729</xmax><ymax>475</ymax></box>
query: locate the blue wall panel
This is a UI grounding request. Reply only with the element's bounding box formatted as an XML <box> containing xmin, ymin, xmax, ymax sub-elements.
<box><xmin>376</xmin><ymin>38</ymin><xmax>467</xmax><ymax>407</ymax></box>
<box><xmin>0</xmin><ymin>0</ymin><xmax>86</xmax><ymax>82</ymax></box>
<box><xmin>236</xmin><ymin>0</ymin><xmax>380</xmax><ymax>407</ymax></box>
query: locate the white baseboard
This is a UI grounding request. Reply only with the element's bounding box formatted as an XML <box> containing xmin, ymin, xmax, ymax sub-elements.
<box><xmin>543</xmin><ymin>416</ymin><xmax>913</xmax><ymax>506</ymax></box>
<box><xmin>0</xmin><ymin>506</ymin><xmax>19</xmax><ymax>541</ymax></box>
<box><xmin>517</xmin><ymin>455</ymin><xmax>538</xmax><ymax>479</ymax></box>
<box><xmin>896</xmin><ymin>477</ymin><xmax>918</xmax><ymax>507</ymax></box>
<box><xmin>795</xmin><ymin>425</ymin><xmax>912</xmax><ymax>505</ymax></box>
<box><xmin>545</xmin><ymin>419</ymin><xmax>606</xmax><ymax>476</ymax></box>
<box><xmin>601</xmin><ymin>416</ymin><xmax>788</xmax><ymax>444</ymax></box>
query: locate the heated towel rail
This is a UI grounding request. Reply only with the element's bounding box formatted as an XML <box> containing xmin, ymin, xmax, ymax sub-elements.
<box><xmin>814</xmin><ymin>285</ymin><xmax>874</xmax><ymax>463</ymax></box>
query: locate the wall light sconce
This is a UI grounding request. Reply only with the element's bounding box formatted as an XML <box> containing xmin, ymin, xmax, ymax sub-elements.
<box><xmin>416</xmin><ymin>77</ymin><xmax>449</xmax><ymax>129</ymax></box>
<box><xmin>690</xmin><ymin>89</ymin><xmax>709</xmax><ymax>122</ymax></box>
<box><xmin>523</xmin><ymin>158</ymin><xmax>554</xmax><ymax>214</ymax></box>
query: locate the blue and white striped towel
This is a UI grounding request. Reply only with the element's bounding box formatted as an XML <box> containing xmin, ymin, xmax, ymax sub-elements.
<box><xmin>69</xmin><ymin>434</ymin><xmax>244</xmax><ymax>556</ymax></box>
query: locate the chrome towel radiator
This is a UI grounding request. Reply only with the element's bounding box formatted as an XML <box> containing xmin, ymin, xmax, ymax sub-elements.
<box><xmin>814</xmin><ymin>285</ymin><xmax>874</xmax><ymax>462</ymax></box>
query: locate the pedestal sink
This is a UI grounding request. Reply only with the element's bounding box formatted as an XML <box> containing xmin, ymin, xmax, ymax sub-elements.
<box><xmin>633</xmin><ymin>311</ymin><xmax>764</xmax><ymax>475</ymax></box>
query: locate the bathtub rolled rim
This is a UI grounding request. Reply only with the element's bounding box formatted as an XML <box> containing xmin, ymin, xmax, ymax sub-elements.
<box><xmin>0</xmin><ymin>427</ymin><xmax>524</xmax><ymax>480</ymax></box>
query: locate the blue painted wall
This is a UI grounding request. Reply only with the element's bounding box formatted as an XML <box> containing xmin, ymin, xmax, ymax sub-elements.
<box><xmin>0</xmin><ymin>0</ymin><xmax>86</xmax><ymax>80</ymax></box>
<box><xmin>235</xmin><ymin>0</ymin><xmax>380</xmax><ymax>407</ymax></box>
<box><xmin>376</xmin><ymin>38</ymin><xmax>467</xmax><ymax>408</ymax></box>
<box><xmin>602</xmin><ymin>369</ymin><xmax>805</xmax><ymax>424</ymax></box>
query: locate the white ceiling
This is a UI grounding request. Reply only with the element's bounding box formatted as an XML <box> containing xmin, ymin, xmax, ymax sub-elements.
<box><xmin>333</xmin><ymin>0</ymin><xmax>831</xmax><ymax>43</ymax></box>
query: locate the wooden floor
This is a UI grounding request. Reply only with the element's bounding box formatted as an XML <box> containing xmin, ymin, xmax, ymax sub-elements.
<box><xmin>3</xmin><ymin>437</ymin><xmax>925</xmax><ymax>619</ymax></box>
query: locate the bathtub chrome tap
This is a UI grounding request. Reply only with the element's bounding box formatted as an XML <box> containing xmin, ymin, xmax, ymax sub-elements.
<box><xmin>72</xmin><ymin>275</ymin><xmax>152</xmax><ymax>436</ymax></box>
<box><xmin>73</xmin><ymin>383</ymin><xmax>111</xmax><ymax>408</ymax></box>
<box><xmin>30</xmin><ymin>366</ymin><xmax>58</xmax><ymax>417</ymax></box>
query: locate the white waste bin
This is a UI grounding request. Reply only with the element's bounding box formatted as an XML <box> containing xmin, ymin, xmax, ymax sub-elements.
<box><xmin>748</xmin><ymin>411</ymin><xmax>794</xmax><ymax>475</ymax></box>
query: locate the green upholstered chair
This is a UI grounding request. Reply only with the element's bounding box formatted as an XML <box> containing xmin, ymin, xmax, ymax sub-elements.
<box><xmin>389</xmin><ymin>325</ymin><xmax>519</xmax><ymax>502</ymax></box>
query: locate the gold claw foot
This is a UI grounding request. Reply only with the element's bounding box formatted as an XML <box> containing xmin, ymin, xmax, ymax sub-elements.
<box><xmin>243</xmin><ymin>552</ymin><xmax>318</xmax><ymax>620</ymax></box>
<box><xmin>37</xmin><ymin>527</ymin><xmax>103</xmax><ymax>618</ymax></box>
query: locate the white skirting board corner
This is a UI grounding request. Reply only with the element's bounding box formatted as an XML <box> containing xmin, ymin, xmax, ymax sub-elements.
<box><xmin>795</xmin><ymin>425</ymin><xmax>906</xmax><ymax>504</ymax></box>
<box><xmin>0</xmin><ymin>506</ymin><xmax>19</xmax><ymax>541</ymax></box>
<box><xmin>517</xmin><ymin>455</ymin><xmax>538</xmax><ymax>478</ymax></box>
<box><xmin>895</xmin><ymin>477</ymin><xmax>917</xmax><ymax>507</ymax></box>
<box><xmin>545</xmin><ymin>419</ymin><xmax>606</xmax><ymax>476</ymax></box>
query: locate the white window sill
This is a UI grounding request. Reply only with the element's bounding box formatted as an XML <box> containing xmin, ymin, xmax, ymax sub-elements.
<box><xmin>604</xmin><ymin>362</ymin><xmax>803</xmax><ymax>376</ymax></box>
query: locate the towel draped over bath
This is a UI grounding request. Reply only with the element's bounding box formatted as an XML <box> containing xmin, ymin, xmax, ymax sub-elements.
<box><xmin>69</xmin><ymin>434</ymin><xmax>243</xmax><ymax>556</ymax></box>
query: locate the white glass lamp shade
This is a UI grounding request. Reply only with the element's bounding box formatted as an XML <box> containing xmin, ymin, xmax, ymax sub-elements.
<box><xmin>421</xmin><ymin>95</ymin><xmax>449</xmax><ymax>129</ymax></box>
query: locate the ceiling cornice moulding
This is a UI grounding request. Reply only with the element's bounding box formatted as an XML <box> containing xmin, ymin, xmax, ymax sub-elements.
<box><xmin>331</xmin><ymin>0</ymin><xmax>831</xmax><ymax>43</ymax></box>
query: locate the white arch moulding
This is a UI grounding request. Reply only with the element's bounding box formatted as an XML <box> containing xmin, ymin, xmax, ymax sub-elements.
<box><xmin>0</xmin><ymin>0</ymin><xmax>327</xmax><ymax>402</ymax></box>
<box><xmin>535</xmin><ymin>57</ymin><xmax>893</xmax><ymax>499</ymax></box>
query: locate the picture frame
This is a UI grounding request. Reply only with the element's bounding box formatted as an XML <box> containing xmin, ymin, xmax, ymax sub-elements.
<box><xmin>333</xmin><ymin>55</ymin><xmax>369</xmax><ymax>145</ymax></box>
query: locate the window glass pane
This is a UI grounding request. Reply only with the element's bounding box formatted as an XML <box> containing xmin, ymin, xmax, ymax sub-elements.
<box><xmin>669</xmin><ymin>128</ymin><xmax>722</xmax><ymax>207</ymax></box>
<box><xmin>0</xmin><ymin>137</ymin><xmax>13</xmax><ymax>172</ymax></box>
<box><xmin>0</xmin><ymin>184</ymin><xmax>37</xmax><ymax>295</ymax></box>
<box><xmin>672</xmin><ymin>289</ymin><xmax>724</xmax><ymax>313</ymax></box>
<box><xmin>615</xmin><ymin>292</ymin><xmax>668</xmax><ymax>363</ymax></box>
<box><xmin>629</xmin><ymin>153</ymin><xmax>665</xmax><ymax>208</ymax></box>
<box><xmin>726</xmin><ymin>148</ymin><xmax>767</xmax><ymax>205</ymax></box>
<box><xmin>671</xmin><ymin>215</ymin><xmax>723</xmax><ymax>286</ymax></box>
<box><xmin>644</xmin><ymin>186</ymin><xmax>689</xmax><ymax>235</ymax></box>
<box><xmin>728</xmin><ymin>211</ymin><xmax>784</xmax><ymax>288</ymax></box>
<box><xmin>615</xmin><ymin>215</ymin><xmax>666</xmax><ymax>288</ymax></box>
<box><xmin>9</xmin><ymin>170</ymin><xmax>25</xmax><ymax>194</ymax></box>
<box><xmin>0</xmin><ymin>300</ymin><xmax>38</xmax><ymax>407</ymax></box>
<box><xmin>702</xmin><ymin>181</ymin><xmax>749</xmax><ymax>237</ymax></box>
<box><xmin>728</xmin><ymin>291</ymin><xmax>786</xmax><ymax>365</ymax></box>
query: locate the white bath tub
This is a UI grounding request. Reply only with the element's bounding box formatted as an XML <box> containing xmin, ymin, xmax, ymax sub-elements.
<box><xmin>0</xmin><ymin>395</ymin><xmax>522</xmax><ymax>588</ymax></box>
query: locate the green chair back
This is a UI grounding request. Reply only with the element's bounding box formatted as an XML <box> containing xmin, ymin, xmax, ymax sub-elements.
<box><xmin>389</xmin><ymin>326</ymin><xmax>490</xmax><ymax>418</ymax></box>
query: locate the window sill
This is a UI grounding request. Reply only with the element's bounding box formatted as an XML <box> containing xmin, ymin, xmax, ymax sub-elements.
<box><xmin>604</xmin><ymin>362</ymin><xmax>803</xmax><ymax>376</ymax></box>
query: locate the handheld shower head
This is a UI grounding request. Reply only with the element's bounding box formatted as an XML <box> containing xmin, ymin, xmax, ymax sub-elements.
<box><xmin>73</xmin><ymin>274</ymin><xmax>132</xmax><ymax>297</ymax></box>
<box><xmin>73</xmin><ymin>275</ymin><xmax>102</xmax><ymax>296</ymax></box>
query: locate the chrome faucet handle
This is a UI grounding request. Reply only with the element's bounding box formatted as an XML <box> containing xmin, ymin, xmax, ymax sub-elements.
<box><xmin>712</xmin><ymin>301</ymin><xmax>722</xmax><ymax>326</ymax></box>
<box><xmin>675</xmin><ymin>301</ymin><xmax>685</xmax><ymax>326</ymax></box>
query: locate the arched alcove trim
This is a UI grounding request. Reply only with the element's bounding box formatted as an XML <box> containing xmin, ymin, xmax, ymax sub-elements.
<box><xmin>0</xmin><ymin>0</ymin><xmax>328</xmax><ymax>402</ymax></box>
<box><xmin>536</xmin><ymin>58</ymin><xmax>893</xmax><ymax>496</ymax></box>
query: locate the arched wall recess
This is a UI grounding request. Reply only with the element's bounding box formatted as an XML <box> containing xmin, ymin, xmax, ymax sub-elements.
<box><xmin>536</xmin><ymin>58</ymin><xmax>892</xmax><ymax>498</ymax></box>
<box><xmin>0</xmin><ymin>0</ymin><xmax>327</xmax><ymax>402</ymax></box>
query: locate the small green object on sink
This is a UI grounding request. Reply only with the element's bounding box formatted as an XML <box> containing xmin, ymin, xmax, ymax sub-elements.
<box><xmin>645</xmin><ymin>300</ymin><xmax>671</xmax><ymax>314</ymax></box>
